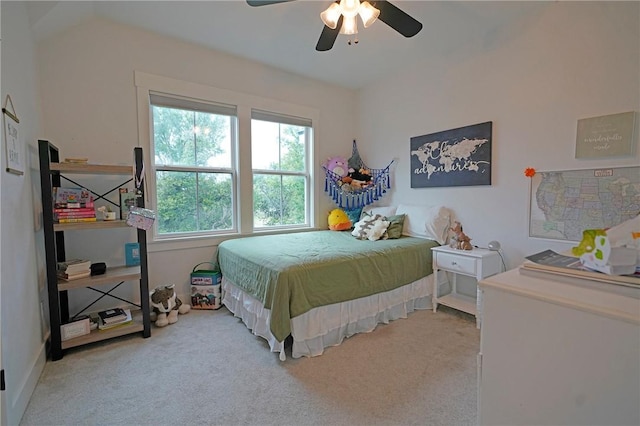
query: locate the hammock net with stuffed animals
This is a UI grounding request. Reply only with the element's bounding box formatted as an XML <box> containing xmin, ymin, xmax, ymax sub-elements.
<box><xmin>323</xmin><ymin>140</ymin><xmax>393</xmax><ymax>210</ymax></box>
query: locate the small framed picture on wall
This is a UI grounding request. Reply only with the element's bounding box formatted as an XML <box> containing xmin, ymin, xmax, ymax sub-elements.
<box><xmin>575</xmin><ymin>111</ymin><xmax>637</xmax><ymax>159</ymax></box>
<box><xmin>3</xmin><ymin>95</ymin><xmax>24</xmax><ymax>176</ymax></box>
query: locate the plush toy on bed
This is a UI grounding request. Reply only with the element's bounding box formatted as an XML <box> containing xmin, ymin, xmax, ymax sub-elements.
<box><xmin>328</xmin><ymin>208</ymin><xmax>352</xmax><ymax>231</ymax></box>
<box><xmin>149</xmin><ymin>284</ymin><xmax>191</xmax><ymax>327</ymax></box>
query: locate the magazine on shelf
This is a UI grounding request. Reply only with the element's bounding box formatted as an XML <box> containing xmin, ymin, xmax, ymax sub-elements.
<box><xmin>521</xmin><ymin>249</ymin><xmax>640</xmax><ymax>288</ymax></box>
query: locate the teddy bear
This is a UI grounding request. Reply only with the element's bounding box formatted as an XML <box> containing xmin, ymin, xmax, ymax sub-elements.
<box><xmin>149</xmin><ymin>284</ymin><xmax>191</xmax><ymax>327</ymax></box>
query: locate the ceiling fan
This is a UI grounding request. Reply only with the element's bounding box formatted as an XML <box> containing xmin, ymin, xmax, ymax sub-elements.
<box><xmin>246</xmin><ymin>0</ymin><xmax>423</xmax><ymax>51</ymax></box>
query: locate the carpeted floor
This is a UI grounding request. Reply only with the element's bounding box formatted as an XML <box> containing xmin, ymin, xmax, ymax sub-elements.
<box><xmin>20</xmin><ymin>305</ymin><xmax>479</xmax><ymax>426</ymax></box>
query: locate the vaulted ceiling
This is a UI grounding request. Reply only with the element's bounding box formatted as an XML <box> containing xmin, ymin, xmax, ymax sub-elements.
<box><xmin>26</xmin><ymin>1</ymin><xmax>547</xmax><ymax>90</ymax></box>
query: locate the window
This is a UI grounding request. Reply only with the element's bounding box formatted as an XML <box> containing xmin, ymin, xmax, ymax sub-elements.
<box><xmin>150</xmin><ymin>93</ymin><xmax>237</xmax><ymax>237</ymax></box>
<box><xmin>251</xmin><ymin>110</ymin><xmax>312</xmax><ymax>229</ymax></box>
<box><xmin>137</xmin><ymin>71</ymin><xmax>318</xmax><ymax>245</ymax></box>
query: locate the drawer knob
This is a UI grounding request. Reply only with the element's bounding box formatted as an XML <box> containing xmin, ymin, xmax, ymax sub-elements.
<box><xmin>451</xmin><ymin>261</ymin><xmax>457</xmax><ymax>265</ymax></box>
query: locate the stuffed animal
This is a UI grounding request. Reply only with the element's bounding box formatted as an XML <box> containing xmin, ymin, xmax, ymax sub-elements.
<box><xmin>347</xmin><ymin>168</ymin><xmax>373</xmax><ymax>187</ymax></box>
<box><xmin>328</xmin><ymin>208</ymin><xmax>352</xmax><ymax>231</ymax></box>
<box><xmin>450</xmin><ymin>221</ymin><xmax>473</xmax><ymax>250</ymax></box>
<box><xmin>149</xmin><ymin>284</ymin><xmax>191</xmax><ymax>327</ymax></box>
<box><xmin>324</xmin><ymin>156</ymin><xmax>349</xmax><ymax>178</ymax></box>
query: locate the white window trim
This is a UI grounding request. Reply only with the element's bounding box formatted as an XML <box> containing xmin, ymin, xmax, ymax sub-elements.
<box><xmin>135</xmin><ymin>71</ymin><xmax>320</xmax><ymax>252</ymax></box>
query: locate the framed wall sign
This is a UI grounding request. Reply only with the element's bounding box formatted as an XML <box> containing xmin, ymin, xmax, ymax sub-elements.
<box><xmin>3</xmin><ymin>95</ymin><xmax>24</xmax><ymax>175</ymax></box>
<box><xmin>575</xmin><ymin>111</ymin><xmax>637</xmax><ymax>159</ymax></box>
<box><xmin>410</xmin><ymin>121</ymin><xmax>492</xmax><ymax>188</ymax></box>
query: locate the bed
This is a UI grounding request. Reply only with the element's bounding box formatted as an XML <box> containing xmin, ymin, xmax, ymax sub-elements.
<box><xmin>218</xmin><ymin>204</ymin><xmax>452</xmax><ymax>360</ymax></box>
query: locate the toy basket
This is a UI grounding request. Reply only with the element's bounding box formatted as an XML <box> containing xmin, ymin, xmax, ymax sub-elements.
<box><xmin>190</xmin><ymin>262</ymin><xmax>222</xmax><ymax>310</ymax></box>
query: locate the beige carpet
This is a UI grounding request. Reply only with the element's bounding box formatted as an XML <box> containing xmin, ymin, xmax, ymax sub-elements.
<box><xmin>20</xmin><ymin>306</ymin><xmax>479</xmax><ymax>426</ymax></box>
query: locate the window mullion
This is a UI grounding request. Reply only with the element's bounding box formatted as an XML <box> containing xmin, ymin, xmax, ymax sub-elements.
<box><xmin>193</xmin><ymin>112</ymin><xmax>200</xmax><ymax>231</ymax></box>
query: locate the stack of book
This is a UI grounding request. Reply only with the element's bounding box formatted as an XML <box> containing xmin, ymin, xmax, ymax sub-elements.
<box><xmin>97</xmin><ymin>308</ymin><xmax>132</xmax><ymax>330</ymax></box>
<box><xmin>57</xmin><ymin>259</ymin><xmax>91</xmax><ymax>281</ymax></box>
<box><xmin>521</xmin><ymin>249</ymin><xmax>640</xmax><ymax>288</ymax></box>
<box><xmin>53</xmin><ymin>187</ymin><xmax>96</xmax><ymax>223</ymax></box>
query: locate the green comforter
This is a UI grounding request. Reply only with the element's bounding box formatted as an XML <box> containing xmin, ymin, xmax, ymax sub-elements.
<box><xmin>217</xmin><ymin>230</ymin><xmax>438</xmax><ymax>341</ymax></box>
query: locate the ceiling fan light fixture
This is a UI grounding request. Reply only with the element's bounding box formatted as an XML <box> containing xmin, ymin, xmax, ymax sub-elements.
<box><xmin>339</xmin><ymin>14</ymin><xmax>358</xmax><ymax>35</ymax></box>
<box><xmin>320</xmin><ymin>3</ymin><xmax>342</xmax><ymax>30</ymax></box>
<box><xmin>358</xmin><ymin>1</ymin><xmax>379</xmax><ymax>28</ymax></box>
<box><xmin>339</xmin><ymin>0</ymin><xmax>361</xmax><ymax>18</ymax></box>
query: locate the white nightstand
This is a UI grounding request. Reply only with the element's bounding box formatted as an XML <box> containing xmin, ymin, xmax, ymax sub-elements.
<box><xmin>431</xmin><ymin>245</ymin><xmax>502</xmax><ymax>328</ymax></box>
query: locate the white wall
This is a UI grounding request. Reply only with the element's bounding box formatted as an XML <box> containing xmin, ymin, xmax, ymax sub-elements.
<box><xmin>7</xmin><ymin>2</ymin><xmax>639</xmax><ymax>423</ymax></box>
<box><xmin>356</xmin><ymin>1</ymin><xmax>640</xmax><ymax>269</ymax></box>
<box><xmin>36</xmin><ymin>18</ymin><xmax>357</xmax><ymax>309</ymax></box>
<box><xmin>1</xmin><ymin>2</ymin><xmax>47</xmax><ymax>424</ymax></box>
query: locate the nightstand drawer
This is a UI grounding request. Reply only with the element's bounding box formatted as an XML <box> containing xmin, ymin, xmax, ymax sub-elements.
<box><xmin>436</xmin><ymin>252</ymin><xmax>477</xmax><ymax>275</ymax></box>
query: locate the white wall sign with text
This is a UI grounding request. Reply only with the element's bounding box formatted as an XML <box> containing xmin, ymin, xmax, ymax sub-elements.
<box><xmin>575</xmin><ymin>111</ymin><xmax>637</xmax><ymax>159</ymax></box>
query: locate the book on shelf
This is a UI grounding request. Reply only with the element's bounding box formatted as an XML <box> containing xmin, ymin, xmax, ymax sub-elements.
<box><xmin>98</xmin><ymin>309</ymin><xmax>132</xmax><ymax>330</ymax></box>
<box><xmin>54</xmin><ymin>212</ymin><xmax>96</xmax><ymax>219</ymax></box>
<box><xmin>125</xmin><ymin>242</ymin><xmax>141</xmax><ymax>267</ymax></box>
<box><xmin>53</xmin><ymin>187</ymin><xmax>94</xmax><ymax>209</ymax></box>
<box><xmin>521</xmin><ymin>249</ymin><xmax>640</xmax><ymax>288</ymax></box>
<box><xmin>53</xmin><ymin>207</ymin><xmax>96</xmax><ymax>214</ymax></box>
<box><xmin>98</xmin><ymin>307</ymin><xmax>128</xmax><ymax>324</ymax></box>
<box><xmin>57</xmin><ymin>259</ymin><xmax>91</xmax><ymax>274</ymax></box>
<box><xmin>119</xmin><ymin>188</ymin><xmax>139</xmax><ymax>220</ymax></box>
<box><xmin>57</xmin><ymin>270</ymin><xmax>91</xmax><ymax>281</ymax></box>
<box><xmin>57</xmin><ymin>217</ymin><xmax>98</xmax><ymax>223</ymax></box>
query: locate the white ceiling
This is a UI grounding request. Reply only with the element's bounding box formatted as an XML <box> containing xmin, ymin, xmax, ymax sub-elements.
<box><xmin>26</xmin><ymin>1</ymin><xmax>548</xmax><ymax>90</ymax></box>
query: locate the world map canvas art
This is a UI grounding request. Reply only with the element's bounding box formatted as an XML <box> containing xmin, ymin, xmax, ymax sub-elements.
<box><xmin>410</xmin><ymin>121</ymin><xmax>492</xmax><ymax>188</ymax></box>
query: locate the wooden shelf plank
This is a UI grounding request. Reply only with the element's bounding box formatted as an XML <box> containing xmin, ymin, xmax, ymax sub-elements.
<box><xmin>57</xmin><ymin>265</ymin><xmax>141</xmax><ymax>291</ymax></box>
<box><xmin>50</xmin><ymin>163</ymin><xmax>133</xmax><ymax>175</ymax></box>
<box><xmin>54</xmin><ymin>220</ymin><xmax>131</xmax><ymax>232</ymax></box>
<box><xmin>61</xmin><ymin>311</ymin><xmax>145</xmax><ymax>349</ymax></box>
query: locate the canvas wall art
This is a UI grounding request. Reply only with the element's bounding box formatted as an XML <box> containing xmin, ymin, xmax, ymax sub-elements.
<box><xmin>575</xmin><ymin>111</ymin><xmax>637</xmax><ymax>159</ymax></box>
<box><xmin>410</xmin><ymin>121</ymin><xmax>492</xmax><ymax>188</ymax></box>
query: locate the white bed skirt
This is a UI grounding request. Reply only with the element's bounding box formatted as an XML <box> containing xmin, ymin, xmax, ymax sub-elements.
<box><xmin>222</xmin><ymin>274</ymin><xmax>434</xmax><ymax>360</ymax></box>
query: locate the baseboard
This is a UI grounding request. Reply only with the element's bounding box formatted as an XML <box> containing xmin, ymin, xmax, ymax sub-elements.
<box><xmin>7</xmin><ymin>341</ymin><xmax>46</xmax><ymax>425</ymax></box>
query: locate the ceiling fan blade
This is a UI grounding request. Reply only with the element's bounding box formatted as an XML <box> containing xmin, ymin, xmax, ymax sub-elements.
<box><xmin>246</xmin><ymin>0</ymin><xmax>295</xmax><ymax>6</ymax></box>
<box><xmin>316</xmin><ymin>16</ymin><xmax>342</xmax><ymax>51</ymax></box>
<box><xmin>373</xmin><ymin>0</ymin><xmax>423</xmax><ymax>37</ymax></box>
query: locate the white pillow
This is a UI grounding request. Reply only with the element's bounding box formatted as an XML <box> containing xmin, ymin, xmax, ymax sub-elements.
<box><xmin>361</xmin><ymin>205</ymin><xmax>397</xmax><ymax>219</ymax></box>
<box><xmin>395</xmin><ymin>204</ymin><xmax>451</xmax><ymax>245</ymax></box>
<box><xmin>352</xmin><ymin>214</ymin><xmax>390</xmax><ymax>241</ymax></box>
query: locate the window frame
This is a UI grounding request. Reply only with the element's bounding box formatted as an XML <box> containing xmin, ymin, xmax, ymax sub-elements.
<box><xmin>134</xmin><ymin>71</ymin><xmax>320</xmax><ymax>251</ymax></box>
<box><xmin>150</xmin><ymin>93</ymin><xmax>239</xmax><ymax>238</ymax></box>
<box><xmin>251</xmin><ymin>110</ymin><xmax>313</xmax><ymax>230</ymax></box>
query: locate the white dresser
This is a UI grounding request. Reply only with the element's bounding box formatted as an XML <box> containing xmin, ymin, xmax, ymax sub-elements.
<box><xmin>478</xmin><ymin>268</ymin><xmax>640</xmax><ymax>426</ymax></box>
